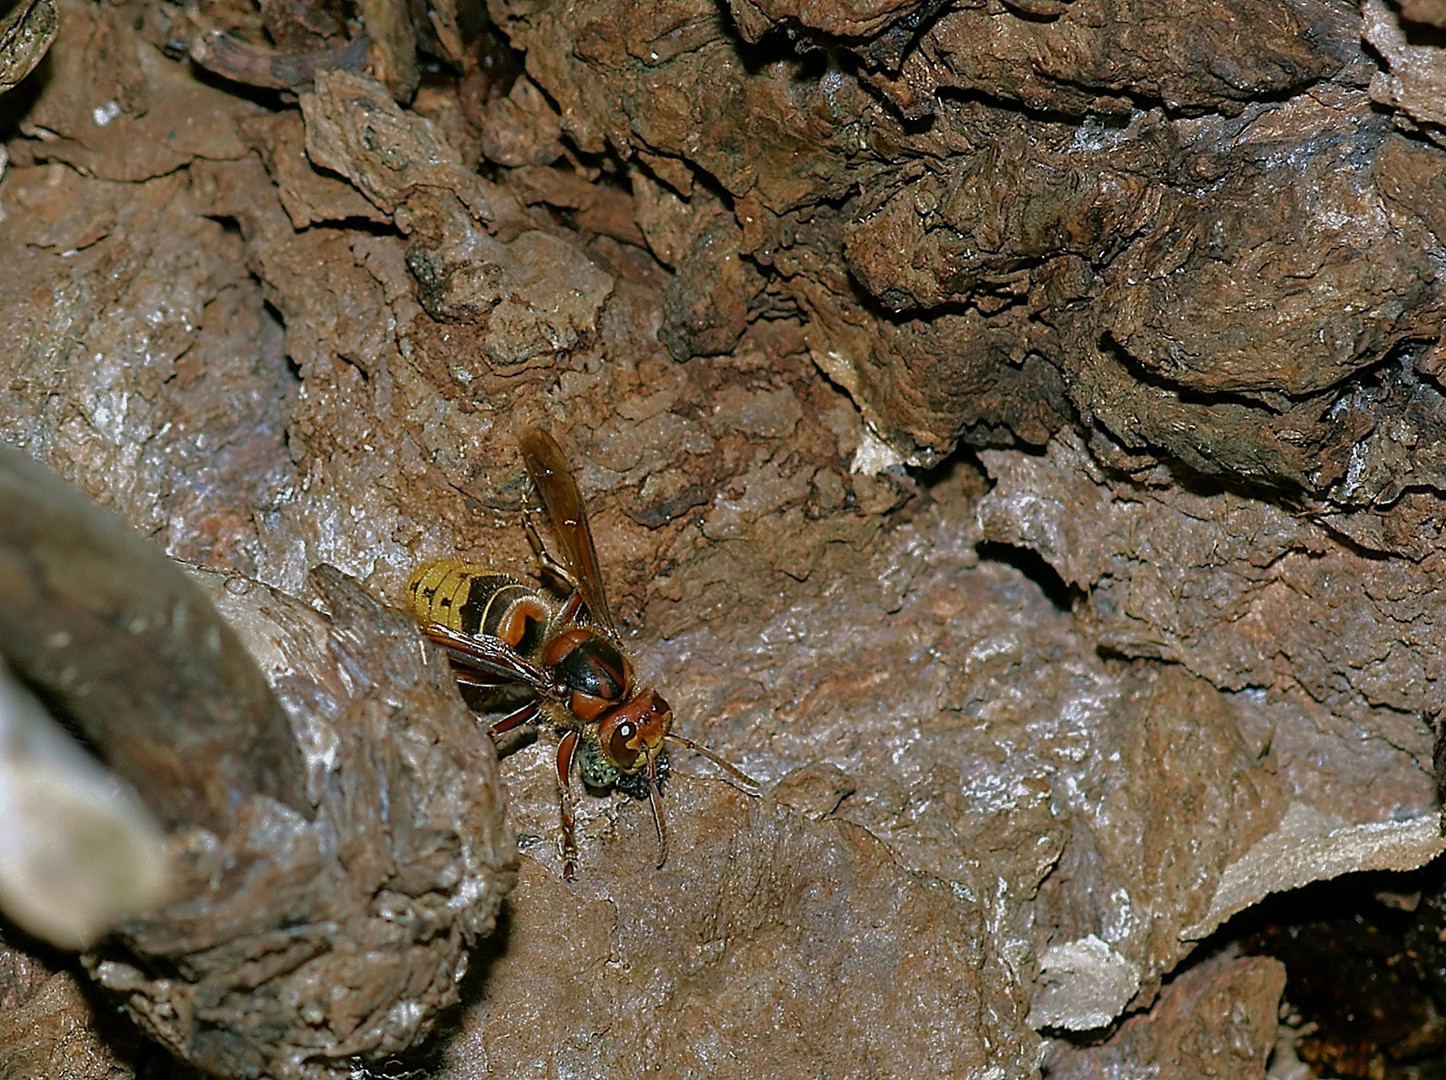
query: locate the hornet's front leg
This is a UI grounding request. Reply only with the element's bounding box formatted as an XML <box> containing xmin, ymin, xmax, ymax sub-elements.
<box><xmin>555</xmin><ymin>728</ymin><xmax>581</xmax><ymax>881</ymax></box>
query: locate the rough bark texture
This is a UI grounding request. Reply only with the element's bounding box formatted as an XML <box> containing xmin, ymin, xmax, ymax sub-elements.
<box><xmin>0</xmin><ymin>0</ymin><xmax>1443</xmax><ymax>1077</ymax></box>
<box><xmin>0</xmin><ymin>446</ymin><xmax>305</xmax><ymax>835</ymax></box>
<box><xmin>0</xmin><ymin>421</ymin><xmax>515</xmax><ymax>1079</ymax></box>
<box><xmin>81</xmin><ymin>566</ymin><xmax>514</xmax><ymax>1080</ymax></box>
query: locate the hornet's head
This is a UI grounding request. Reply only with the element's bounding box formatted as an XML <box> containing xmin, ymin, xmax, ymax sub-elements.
<box><xmin>595</xmin><ymin>688</ymin><xmax>674</xmax><ymax>870</ymax></box>
<box><xmin>595</xmin><ymin>688</ymin><xmax>672</xmax><ymax>775</ymax></box>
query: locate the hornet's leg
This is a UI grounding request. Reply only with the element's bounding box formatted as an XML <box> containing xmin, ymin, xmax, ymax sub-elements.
<box><xmin>556</xmin><ymin>728</ymin><xmax>581</xmax><ymax>881</ymax></box>
<box><xmin>524</xmin><ymin>511</ymin><xmax>588</xmax><ymax>626</ymax></box>
<box><xmin>489</xmin><ymin>700</ymin><xmax>538</xmax><ymax>738</ymax></box>
<box><xmin>556</xmin><ymin>589</ymin><xmax>585</xmax><ymax>626</ymax></box>
<box><xmin>453</xmin><ymin>667</ymin><xmax>504</xmax><ymax>691</ymax></box>
<box><xmin>524</xmin><ymin>509</ymin><xmax>580</xmax><ymax>593</ymax></box>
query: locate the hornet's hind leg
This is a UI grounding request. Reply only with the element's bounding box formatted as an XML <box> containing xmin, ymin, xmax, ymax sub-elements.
<box><xmin>524</xmin><ymin>510</ymin><xmax>587</xmax><ymax>627</ymax></box>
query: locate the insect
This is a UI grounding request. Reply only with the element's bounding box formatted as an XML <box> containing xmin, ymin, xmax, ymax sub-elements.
<box><xmin>408</xmin><ymin>427</ymin><xmax>760</xmax><ymax>879</ymax></box>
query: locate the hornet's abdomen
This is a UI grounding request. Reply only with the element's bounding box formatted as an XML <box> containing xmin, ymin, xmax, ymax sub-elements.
<box><xmin>408</xmin><ymin>559</ymin><xmax>550</xmax><ymax>656</ymax></box>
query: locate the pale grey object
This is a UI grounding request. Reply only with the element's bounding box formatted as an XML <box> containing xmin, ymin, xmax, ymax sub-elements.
<box><xmin>1182</xmin><ymin>803</ymin><xmax>1446</xmax><ymax>941</ymax></box>
<box><xmin>1029</xmin><ymin>935</ymin><xmax>1141</xmax><ymax>1031</ymax></box>
<box><xmin>1027</xmin><ymin>803</ymin><xmax>1446</xmax><ymax>1033</ymax></box>
<box><xmin>1364</xmin><ymin>0</ymin><xmax>1446</xmax><ymax>132</ymax></box>
<box><xmin>0</xmin><ymin>659</ymin><xmax>170</xmax><ymax>949</ymax></box>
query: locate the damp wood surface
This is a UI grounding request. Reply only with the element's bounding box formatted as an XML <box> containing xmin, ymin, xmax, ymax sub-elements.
<box><xmin>1</xmin><ymin>1</ymin><xmax>1444</xmax><ymax>1077</ymax></box>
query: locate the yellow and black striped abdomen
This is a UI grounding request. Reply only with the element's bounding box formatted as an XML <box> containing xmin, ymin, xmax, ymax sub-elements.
<box><xmin>407</xmin><ymin>560</ymin><xmax>552</xmax><ymax>654</ymax></box>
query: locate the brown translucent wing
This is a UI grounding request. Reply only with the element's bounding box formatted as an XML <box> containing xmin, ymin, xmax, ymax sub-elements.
<box><xmin>519</xmin><ymin>427</ymin><xmax>616</xmax><ymax>634</ymax></box>
<box><xmin>418</xmin><ymin>621</ymin><xmax>563</xmax><ymax>701</ymax></box>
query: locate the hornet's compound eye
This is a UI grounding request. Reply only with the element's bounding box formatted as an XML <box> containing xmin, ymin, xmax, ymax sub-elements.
<box><xmin>606</xmin><ymin>719</ymin><xmax>642</xmax><ymax>771</ymax></box>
